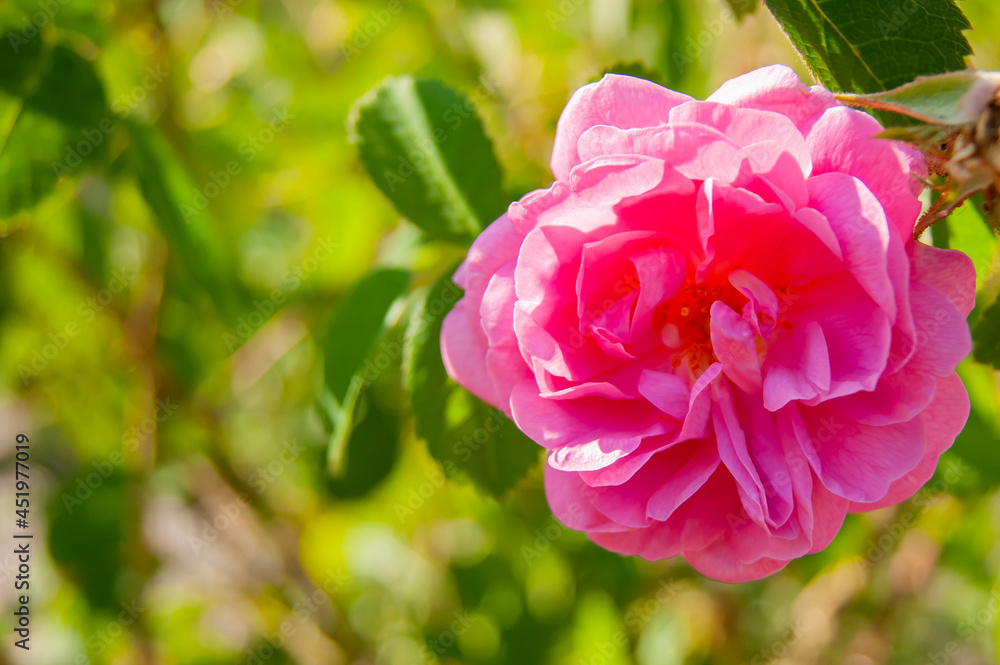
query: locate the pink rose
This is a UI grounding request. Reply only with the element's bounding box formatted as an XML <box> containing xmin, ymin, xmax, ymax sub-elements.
<box><xmin>440</xmin><ymin>66</ymin><xmax>975</xmax><ymax>581</ymax></box>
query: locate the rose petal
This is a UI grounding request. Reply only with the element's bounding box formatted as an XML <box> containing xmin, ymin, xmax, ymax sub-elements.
<box><xmin>552</xmin><ymin>74</ymin><xmax>692</xmax><ymax>179</ymax></box>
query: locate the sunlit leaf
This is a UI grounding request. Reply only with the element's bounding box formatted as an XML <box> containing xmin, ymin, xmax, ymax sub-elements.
<box><xmin>763</xmin><ymin>0</ymin><xmax>972</xmax><ymax>93</ymax></box>
<box><xmin>0</xmin><ymin>37</ymin><xmax>109</xmax><ymax>216</ymax></box>
<box><xmin>350</xmin><ymin>76</ymin><xmax>507</xmax><ymax>245</ymax></box>
<box><xmin>838</xmin><ymin>70</ymin><xmax>1000</xmax><ymax>125</ymax></box>
<box><xmin>128</xmin><ymin>122</ymin><xmax>243</xmax><ymax>320</ymax></box>
<box><xmin>0</xmin><ymin>104</ymin><xmax>68</xmax><ymax>217</ymax></box>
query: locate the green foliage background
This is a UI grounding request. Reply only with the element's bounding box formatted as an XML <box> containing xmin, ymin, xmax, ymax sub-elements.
<box><xmin>2</xmin><ymin>0</ymin><xmax>1000</xmax><ymax>663</ymax></box>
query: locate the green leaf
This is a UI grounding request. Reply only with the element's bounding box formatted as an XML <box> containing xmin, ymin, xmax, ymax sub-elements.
<box><xmin>0</xmin><ymin>38</ymin><xmax>108</xmax><ymax>129</ymax></box>
<box><xmin>127</xmin><ymin>122</ymin><xmax>242</xmax><ymax>321</ymax></box>
<box><xmin>0</xmin><ymin>103</ymin><xmax>66</xmax><ymax>217</ymax></box>
<box><xmin>948</xmin><ymin>195</ymin><xmax>997</xmax><ymax>291</ymax></box>
<box><xmin>951</xmin><ymin>360</ymin><xmax>1000</xmax><ymax>486</ymax></box>
<box><xmin>321</xmin><ymin>381</ymin><xmax>402</xmax><ymax>498</ymax></box>
<box><xmin>0</xmin><ymin>30</ymin><xmax>45</xmax><ymax>95</ymax></box>
<box><xmin>0</xmin><ymin>36</ymin><xmax>110</xmax><ymax>216</ymax></box>
<box><xmin>350</xmin><ymin>76</ymin><xmax>507</xmax><ymax>245</ymax></box>
<box><xmin>876</xmin><ymin>123</ymin><xmax>956</xmax><ymax>146</ymax></box>
<box><xmin>973</xmin><ymin>299</ymin><xmax>1000</xmax><ymax>368</ymax></box>
<box><xmin>404</xmin><ymin>269</ymin><xmax>541</xmax><ymax>497</ymax></box>
<box><xmin>319</xmin><ymin>309</ymin><xmax>407</xmax><ymax>497</ymax></box>
<box><xmin>319</xmin><ymin>269</ymin><xmax>409</xmax><ymax>482</ymax></box>
<box><xmin>838</xmin><ymin>70</ymin><xmax>1000</xmax><ymax>125</ymax></box>
<box><xmin>25</xmin><ymin>46</ymin><xmax>108</xmax><ymax>129</ymax></box>
<box><xmin>322</xmin><ymin>379</ymin><xmax>363</xmax><ymax>477</ymax></box>
<box><xmin>321</xmin><ymin>268</ymin><xmax>410</xmax><ymax>402</ymax></box>
<box><xmin>49</xmin><ymin>473</ymin><xmax>127</xmax><ymax>611</ymax></box>
<box><xmin>763</xmin><ymin>0</ymin><xmax>972</xmax><ymax>93</ymax></box>
<box><xmin>656</xmin><ymin>0</ymin><xmax>707</xmax><ymax>96</ymax></box>
<box><xmin>77</xmin><ymin>200</ymin><xmax>111</xmax><ymax>283</ymax></box>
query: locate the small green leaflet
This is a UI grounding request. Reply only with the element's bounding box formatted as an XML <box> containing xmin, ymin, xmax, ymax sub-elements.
<box><xmin>838</xmin><ymin>71</ymin><xmax>1000</xmax><ymax>125</ymax></box>
<box><xmin>320</xmin><ymin>269</ymin><xmax>410</xmax><ymax>480</ymax></box>
<box><xmin>404</xmin><ymin>269</ymin><xmax>541</xmax><ymax>497</ymax></box>
<box><xmin>322</xmin><ymin>269</ymin><xmax>411</xmax><ymax>402</ymax></box>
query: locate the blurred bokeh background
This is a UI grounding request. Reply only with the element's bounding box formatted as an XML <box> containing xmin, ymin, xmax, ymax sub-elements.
<box><xmin>3</xmin><ymin>0</ymin><xmax>1000</xmax><ymax>663</ymax></box>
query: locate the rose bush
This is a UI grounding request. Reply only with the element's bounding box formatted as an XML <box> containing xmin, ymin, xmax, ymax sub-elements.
<box><xmin>440</xmin><ymin>65</ymin><xmax>974</xmax><ymax>582</ymax></box>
